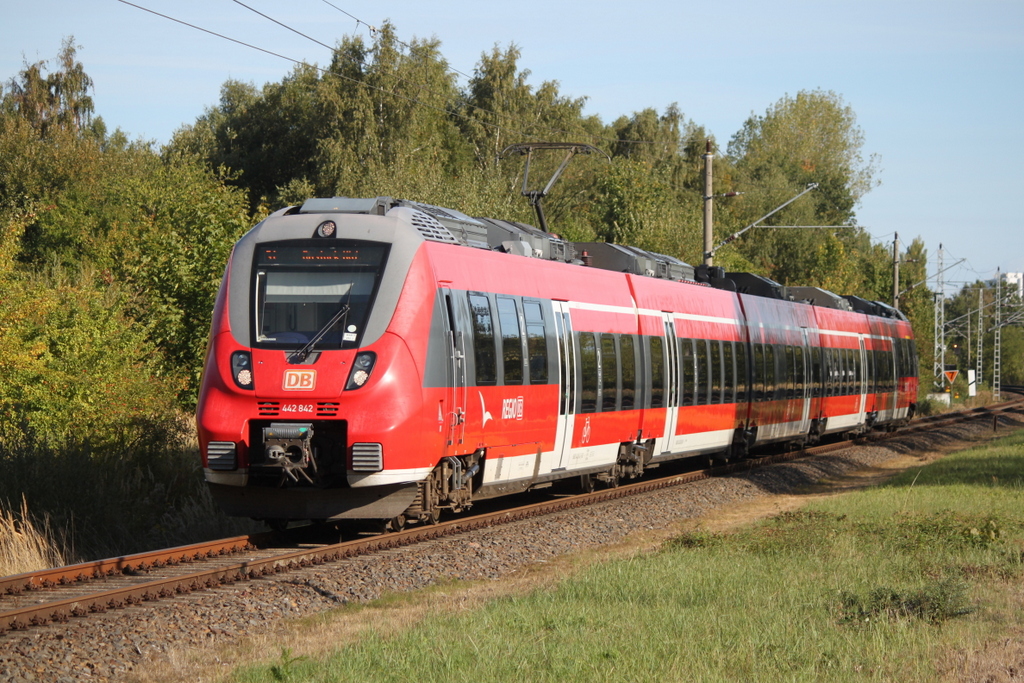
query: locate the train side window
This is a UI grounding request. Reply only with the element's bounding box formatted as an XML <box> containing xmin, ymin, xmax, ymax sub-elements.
<box><xmin>811</xmin><ymin>346</ymin><xmax>821</xmax><ymax>398</ymax></box>
<box><xmin>836</xmin><ymin>349</ymin><xmax>845</xmax><ymax>395</ymax></box>
<box><xmin>867</xmin><ymin>348</ymin><xmax>875</xmax><ymax>394</ymax></box>
<box><xmin>601</xmin><ymin>334</ymin><xmax>619</xmax><ymax>412</ymax></box>
<box><xmin>735</xmin><ymin>341</ymin><xmax>748</xmax><ymax>404</ymax></box>
<box><xmin>621</xmin><ymin>335</ymin><xmax>636</xmax><ymax>410</ymax></box>
<box><xmin>783</xmin><ymin>345</ymin><xmax>790</xmax><ymax>398</ymax></box>
<box><xmin>496</xmin><ymin>296</ymin><xmax>523</xmax><ymax>385</ymax></box>
<box><xmin>650</xmin><ymin>336</ymin><xmax>665</xmax><ymax>409</ymax></box>
<box><xmin>887</xmin><ymin>350</ymin><xmax>895</xmax><ymax>391</ymax></box>
<box><xmin>824</xmin><ymin>348</ymin><xmax>834</xmax><ymax>397</ymax></box>
<box><xmin>794</xmin><ymin>345</ymin><xmax>804</xmax><ymax>397</ymax></box>
<box><xmin>766</xmin><ymin>344</ymin><xmax>778</xmax><ymax>401</ymax></box>
<box><xmin>579</xmin><ymin>332</ymin><xmax>598</xmax><ymax>413</ymax></box>
<box><xmin>849</xmin><ymin>349</ymin><xmax>856</xmax><ymax>393</ymax></box>
<box><xmin>679</xmin><ymin>338</ymin><xmax>695</xmax><ymax>405</ymax></box>
<box><xmin>844</xmin><ymin>349</ymin><xmax>851</xmax><ymax>394</ymax></box>
<box><xmin>753</xmin><ymin>344</ymin><xmax>765</xmax><ymax>402</ymax></box>
<box><xmin>695</xmin><ymin>339</ymin><xmax>709</xmax><ymax>404</ymax></box>
<box><xmin>723</xmin><ymin>341</ymin><xmax>735</xmax><ymax>405</ymax></box>
<box><xmin>710</xmin><ymin>340</ymin><xmax>722</xmax><ymax>404</ymax></box>
<box><xmin>468</xmin><ymin>293</ymin><xmax>496</xmax><ymax>386</ymax></box>
<box><xmin>523</xmin><ymin>300</ymin><xmax>548</xmax><ymax>384</ymax></box>
<box><xmin>831</xmin><ymin>349</ymin><xmax>839</xmax><ymax>397</ymax></box>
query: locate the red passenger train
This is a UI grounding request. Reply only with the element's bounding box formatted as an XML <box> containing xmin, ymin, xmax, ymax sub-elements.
<box><xmin>196</xmin><ymin>197</ymin><xmax>918</xmax><ymax>528</ymax></box>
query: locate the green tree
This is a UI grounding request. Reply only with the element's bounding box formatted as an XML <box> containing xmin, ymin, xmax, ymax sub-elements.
<box><xmin>725</xmin><ymin>90</ymin><xmax>878</xmax><ymax>288</ymax></box>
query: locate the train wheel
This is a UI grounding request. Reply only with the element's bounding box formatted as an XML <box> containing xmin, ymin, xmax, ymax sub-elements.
<box><xmin>580</xmin><ymin>474</ymin><xmax>596</xmax><ymax>494</ymax></box>
<box><xmin>423</xmin><ymin>507</ymin><xmax>441</xmax><ymax>525</ymax></box>
<box><xmin>385</xmin><ymin>514</ymin><xmax>407</xmax><ymax>532</ymax></box>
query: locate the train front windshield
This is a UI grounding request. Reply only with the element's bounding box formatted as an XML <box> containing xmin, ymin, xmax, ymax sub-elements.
<box><xmin>252</xmin><ymin>241</ymin><xmax>389</xmax><ymax>350</ymax></box>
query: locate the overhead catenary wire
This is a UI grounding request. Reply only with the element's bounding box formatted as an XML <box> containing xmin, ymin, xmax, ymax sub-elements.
<box><xmin>116</xmin><ymin>0</ymin><xmax>550</xmax><ymax>145</ymax></box>
<box><xmin>119</xmin><ymin>0</ymin><xmax>659</xmax><ymax>152</ymax></box>
<box><xmin>268</xmin><ymin>0</ymin><xmax>661</xmax><ymax>150</ymax></box>
<box><xmin>317</xmin><ymin>0</ymin><xmax>477</xmax><ymax>84</ymax></box>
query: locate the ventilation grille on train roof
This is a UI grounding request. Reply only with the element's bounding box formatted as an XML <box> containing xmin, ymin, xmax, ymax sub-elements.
<box><xmin>408</xmin><ymin>210</ymin><xmax>459</xmax><ymax>244</ymax></box>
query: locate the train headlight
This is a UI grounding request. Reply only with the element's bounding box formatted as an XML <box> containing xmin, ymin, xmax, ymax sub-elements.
<box><xmin>315</xmin><ymin>220</ymin><xmax>337</xmax><ymax>238</ymax></box>
<box><xmin>345</xmin><ymin>351</ymin><xmax>377</xmax><ymax>390</ymax></box>
<box><xmin>231</xmin><ymin>351</ymin><xmax>255</xmax><ymax>390</ymax></box>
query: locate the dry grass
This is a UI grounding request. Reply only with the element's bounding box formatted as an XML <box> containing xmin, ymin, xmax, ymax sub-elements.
<box><xmin>0</xmin><ymin>496</ymin><xmax>69</xmax><ymax>577</ymax></box>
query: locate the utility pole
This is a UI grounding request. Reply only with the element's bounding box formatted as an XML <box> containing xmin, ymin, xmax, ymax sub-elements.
<box><xmin>994</xmin><ymin>267</ymin><xmax>1002</xmax><ymax>401</ymax></box>
<box><xmin>933</xmin><ymin>244</ymin><xmax>945</xmax><ymax>391</ymax></box>
<box><xmin>703</xmin><ymin>139</ymin><xmax>714</xmax><ymax>267</ymax></box>
<box><xmin>976</xmin><ymin>287</ymin><xmax>984</xmax><ymax>390</ymax></box>
<box><xmin>892</xmin><ymin>232</ymin><xmax>900</xmax><ymax>309</ymax></box>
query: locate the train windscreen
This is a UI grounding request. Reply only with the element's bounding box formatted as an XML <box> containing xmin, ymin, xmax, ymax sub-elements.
<box><xmin>252</xmin><ymin>240</ymin><xmax>389</xmax><ymax>350</ymax></box>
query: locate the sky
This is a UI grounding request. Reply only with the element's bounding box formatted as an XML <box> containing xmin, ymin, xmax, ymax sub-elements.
<box><xmin>2</xmin><ymin>0</ymin><xmax>1022</xmax><ymax>294</ymax></box>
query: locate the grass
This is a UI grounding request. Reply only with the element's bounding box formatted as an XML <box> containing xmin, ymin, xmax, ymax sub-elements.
<box><xmin>227</xmin><ymin>428</ymin><xmax>1024</xmax><ymax>683</ymax></box>
<box><xmin>0</xmin><ymin>495</ymin><xmax>69</xmax><ymax>576</ymax></box>
<box><xmin>0</xmin><ymin>417</ymin><xmax>260</xmax><ymax>569</ymax></box>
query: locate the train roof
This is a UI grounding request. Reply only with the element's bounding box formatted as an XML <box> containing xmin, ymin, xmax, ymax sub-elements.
<box><xmin>292</xmin><ymin>196</ymin><xmax>903</xmax><ymax>320</ymax></box>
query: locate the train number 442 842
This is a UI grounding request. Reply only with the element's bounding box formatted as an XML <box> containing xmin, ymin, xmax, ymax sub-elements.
<box><xmin>282</xmin><ymin>404</ymin><xmax>314</xmax><ymax>414</ymax></box>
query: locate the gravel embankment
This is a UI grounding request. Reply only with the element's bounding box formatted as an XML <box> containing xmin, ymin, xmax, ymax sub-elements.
<box><xmin>1</xmin><ymin>415</ymin><xmax>1019</xmax><ymax>683</ymax></box>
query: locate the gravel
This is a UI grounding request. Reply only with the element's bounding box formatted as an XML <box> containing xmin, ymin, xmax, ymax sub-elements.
<box><xmin>0</xmin><ymin>415</ymin><xmax>1018</xmax><ymax>682</ymax></box>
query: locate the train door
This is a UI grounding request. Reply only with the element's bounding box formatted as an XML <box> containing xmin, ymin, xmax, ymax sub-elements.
<box><xmin>440</xmin><ymin>286</ymin><xmax>466</xmax><ymax>453</ymax></box>
<box><xmin>857</xmin><ymin>336</ymin><xmax>868</xmax><ymax>425</ymax></box>
<box><xmin>799</xmin><ymin>329</ymin><xmax>812</xmax><ymax>428</ymax></box>
<box><xmin>552</xmin><ymin>301</ymin><xmax>576</xmax><ymax>467</ymax></box>
<box><xmin>659</xmin><ymin>314</ymin><xmax>680</xmax><ymax>454</ymax></box>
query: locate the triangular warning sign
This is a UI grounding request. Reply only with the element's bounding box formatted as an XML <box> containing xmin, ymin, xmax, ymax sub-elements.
<box><xmin>944</xmin><ymin>370</ymin><xmax>959</xmax><ymax>384</ymax></box>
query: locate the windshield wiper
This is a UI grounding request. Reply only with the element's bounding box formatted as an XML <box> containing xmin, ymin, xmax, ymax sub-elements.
<box><xmin>290</xmin><ymin>303</ymin><xmax>350</xmax><ymax>363</ymax></box>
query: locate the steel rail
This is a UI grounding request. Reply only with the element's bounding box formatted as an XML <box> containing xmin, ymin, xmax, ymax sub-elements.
<box><xmin>0</xmin><ymin>535</ymin><xmax>262</xmax><ymax>598</ymax></box>
<box><xmin>3</xmin><ymin>399</ymin><xmax>1022</xmax><ymax>635</ymax></box>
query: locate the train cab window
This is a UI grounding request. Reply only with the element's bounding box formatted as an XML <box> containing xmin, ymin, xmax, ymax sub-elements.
<box><xmin>650</xmin><ymin>336</ymin><xmax>665</xmax><ymax>409</ymax></box>
<box><xmin>710</xmin><ymin>340</ymin><xmax>722</xmax><ymax>404</ymax></box>
<box><xmin>736</xmin><ymin>342</ymin><xmax>748</xmax><ymax>404</ymax></box>
<box><xmin>468</xmin><ymin>293</ymin><xmax>496</xmax><ymax>386</ymax></box>
<box><xmin>680</xmin><ymin>338</ymin><xmax>695</xmax><ymax>405</ymax></box>
<box><xmin>579</xmin><ymin>332</ymin><xmax>598</xmax><ymax>413</ymax></box>
<box><xmin>252</xmin><ymin>241</ymin><xmax>388</xmax><ymax>352</ymax></box>
<box><xmin>621</xmin><ymin>335</ymin><xmax>636</xmax><ymax>410</ymax></box>
<box><xmin>496</xmin><ymin>296</ymin><xmax>523</xmax><ymax>385</ymax></box>
<box><xmin>696</xmin><ymin>339</ymin><xmax>709</xmax><ymax>404</ymax></box>
<box><xmin>601</xmin><ymin>335</ymin><xmax>619</xmax><ymax>412</ymax></box>
<box><xmin>523</xmin><ymin>301</ymin><xmax>548</xmax><ymax>384</ymax></box>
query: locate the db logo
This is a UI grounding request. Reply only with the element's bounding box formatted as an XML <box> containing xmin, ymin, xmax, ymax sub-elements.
<box><xmin>283</xmin><ymin>369</ymin><xmax>317</xmax><ymax>391</ymax></box>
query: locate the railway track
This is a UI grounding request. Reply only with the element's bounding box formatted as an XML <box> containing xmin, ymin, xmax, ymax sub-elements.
<box><xmin>3</xmin><ymin>398</ymin><xmax>1022</xmax><ymax>637</ymax></box>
